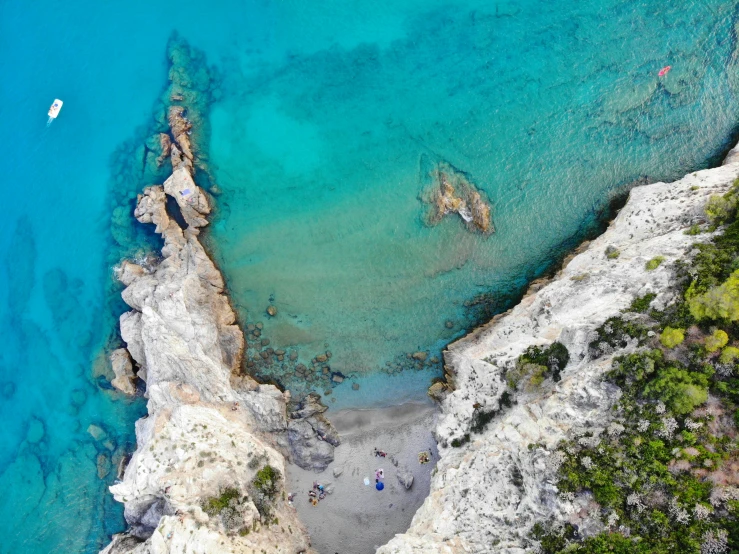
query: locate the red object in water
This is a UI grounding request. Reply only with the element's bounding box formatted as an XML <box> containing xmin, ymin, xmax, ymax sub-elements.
<box><xmin>658</xmin><ymin>65</ymin><xmax>672</xmax><ymax>77</ymax></box>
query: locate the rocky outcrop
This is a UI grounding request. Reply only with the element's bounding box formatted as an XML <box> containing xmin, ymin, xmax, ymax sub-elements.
<box><xmin>420</xmin><ymin>162</ymin><xmax>493</xmax><ymax>234</ymax></box>
<box><xmin>396</xmin><ymin>467</ymin><xmax>414</xmax><ymax>490</ymax></box>
<box><xmin>103</xmin><ymin>90</ymin><xmax>333</xmax><ymax>553</ymax></box>
<box><xmin>110</xmin><ymin>348</ymin><xmax>136</xmax><ymax>395</ymax></box>
<box><xmin>287</xmin><ymin>393</ymin><xmax>340</xmax><ymax>471</ymax></box>
<box><xmin>378</xmin><ymin>158</ymin><xmax>739</xmax><ymax>553</ymax></box>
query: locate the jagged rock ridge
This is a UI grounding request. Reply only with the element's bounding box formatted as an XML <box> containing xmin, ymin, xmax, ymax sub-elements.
<box><xmin>102</xmin><ymin>40</ymin><xmax>337</xmax><ymax>554</ymax></box>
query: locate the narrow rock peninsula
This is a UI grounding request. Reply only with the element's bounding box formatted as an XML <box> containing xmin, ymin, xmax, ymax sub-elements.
<box><xmin>378</xmin><ymin>152</ymin><xmax>739</xmax><ymax>552</ymax></box>
<box><xmin>102</xmin><ymin>45</ymin><xmax>336</xmax><ymax>554</ymax></box>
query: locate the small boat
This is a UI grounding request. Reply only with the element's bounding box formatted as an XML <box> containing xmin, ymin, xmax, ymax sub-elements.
<box><xmin>47</xmin><ymin>99</ymin><xmax>63</xmax><ymax>126</ymax></box>
<box><xmin>658</xmin><ymin>66</ymin><xmax>672</xmax><ymax>77</ymax></box>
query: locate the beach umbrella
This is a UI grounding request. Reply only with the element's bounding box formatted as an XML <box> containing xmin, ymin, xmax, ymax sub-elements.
<box><xmin>376</xmin><ymin>481</ymin><xmax>384</xmax><ymax>491</ymax></box>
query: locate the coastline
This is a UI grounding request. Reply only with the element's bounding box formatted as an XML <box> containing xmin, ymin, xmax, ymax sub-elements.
<box><xmin>98</xmin><ymin>31</ymin><xmax>739</xmax><ymax>554</ymax></box>
<box><xmin>377</xmin><ymin>149</ymin><xmax>739</xmax><ymax>553</ymax></box>
<box><xmin>101</xmin><ymin>38</ymin><xmax>332</xmax><ymax>554</ymax></box>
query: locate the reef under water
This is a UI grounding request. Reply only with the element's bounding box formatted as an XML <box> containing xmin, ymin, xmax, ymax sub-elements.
<box><xmin>2</xmin><ymin>0</ymin><xmax>739</xmax><ymax>552</ymax></box>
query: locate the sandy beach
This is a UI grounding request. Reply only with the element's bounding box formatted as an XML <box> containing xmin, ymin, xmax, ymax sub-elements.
<box><xmin>286</xmin><ymin>400</ymin><xmax>440</xmax><ymax>554</ymax></box>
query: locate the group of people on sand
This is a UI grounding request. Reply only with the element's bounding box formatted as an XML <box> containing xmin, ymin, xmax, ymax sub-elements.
<box><xmin>307</xmin><ymin>481</ymin><xmax>326</xmax><ymax>506</ymax></box>
<box><xmin>375</xmin><ymin>445</ymin><xmax>432</xmax><ymax>464</ymax></box>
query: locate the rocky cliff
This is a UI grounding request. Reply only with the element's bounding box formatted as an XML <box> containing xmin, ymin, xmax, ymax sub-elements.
<box><xmin>377</xmin><ymin>155</ymin><xmax>739</xmax><ymax>553</ymax></box>
<box><xmin>102</xmin><ymin>46</ymin><xmax>336</xmax><ymax>553</ymax></box>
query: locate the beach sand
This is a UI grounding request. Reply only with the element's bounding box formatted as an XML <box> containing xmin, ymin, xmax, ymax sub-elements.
<box><xmin>286</xmin><ymin>401</ymin><xmax>439</xmax><ymax>554</ymax></box>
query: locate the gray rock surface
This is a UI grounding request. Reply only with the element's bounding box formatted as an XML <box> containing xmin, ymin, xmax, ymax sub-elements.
<box><xmin>396</xmin><ymin>467</ymin><xmax>414</xmax><ymax>490</ymax></box>
<box><xmin>378</xmin><ymin>160</ymin><xmax>739</xmax><ymax>553</ymax></box>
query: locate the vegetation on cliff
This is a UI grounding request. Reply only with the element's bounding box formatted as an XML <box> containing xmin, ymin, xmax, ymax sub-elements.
<box><xmin>536</xmin><ymin>181</ymin><xmax>739</xmax><ymax>553</ymax></box>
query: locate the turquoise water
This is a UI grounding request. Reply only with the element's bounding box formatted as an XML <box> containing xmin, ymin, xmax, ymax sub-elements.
<box><xmin>206</xmin><ymin>0</ymin><xmax>739</xmax><ymax>407</ymax></box>
<box><xmin>1</xmin><ymin>0</ymin><xmax>738</xmax><ymax>551</ymax></box>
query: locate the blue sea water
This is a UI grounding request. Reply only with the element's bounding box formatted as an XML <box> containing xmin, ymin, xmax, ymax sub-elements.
<box><xmin>0</xmin><ymin>0</ymin><xmax>738</xmax><ymax>551</ymax></box>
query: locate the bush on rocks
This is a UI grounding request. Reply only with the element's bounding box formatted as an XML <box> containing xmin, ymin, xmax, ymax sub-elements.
<box><xmin>660</xmin><ymin>327</ymin><xmax>685</xmax><ymax>348</ymax></box>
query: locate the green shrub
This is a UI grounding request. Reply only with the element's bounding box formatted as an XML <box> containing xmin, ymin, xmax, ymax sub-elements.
<box><xmin>688</xmin><ymin>269</ymin><xmax>739</xmax><ymax>322</ymax></box>
<box><xmin>527</xmin><ymin>365</ymin><xmax>547</xmax><ymax>388</ymax></box>
<box><xmin>605</xmin><ymin>246</ymin><xmax>620</xmax><ymax>259</ymax></box>
<box><xmin>627</xmin><ymin>292</ymin><xmax>657</xmax><ymax>313</ymax></box>
<box><xmin>645</xmin><ymin>256</ymin><xmax>665</xmax><ymax>271</ymax></box>
<box><xmin>203</xmin><ymin>487</ymin><xmax>240</xmax><ymax>517</ymax></box>
<box><xmin>251</xmin><ymin>465</ymin><xmax>281</xmax><ymax>519</ymax></box>
<box><xmin>684</xmin><ymin>224</ymin><xmax>701</xmax><ymax>236</ymax></box>
<box><xmin>530</xmin><ymin>521</ymin><xmax>577</xmax><ymax>553</ymax></box>
<box><xmin>705</xmin><ymin>193</ymin><xmax>738</xmax><ymax>224</ymax></box>
<box><xmin>608</xmin><ymin>349</ymin><xmax>659</xmax><ymax>387</ymax></box>
<box><xmin>516</xmin><ymin>342</ymin><xmax>570</xmax><ymax>382</ymax></box>
<box><xmin>648</xmin><ymin>297</ymin><xmax>696</xmax><ymax>330</ymax></box>
<box><xmin>470</xmin><ymin>408</ymin><xmax>498</xmax><ymax>434</ymax></box>
<box><xmin>644</xmin><ymin>365</ymin><xmax>709</xmax><ymax>414</ymax></box>
<box><xmin>720</xmin><ymin>346</ymin><xmax>739</xmax><ymax>364</ymax></box>
<box><xmin>705</xmin><ymin>329</ymin><xmax>729</xmax><ymax>352</ymax></box>
<box><xmin>450</xmin><ymin>434</ymin><xmax>470</xmax><ymax>448</ymax></box>
<box><xmin>660</xmin><ymin>327</ymin><xmax>684</xmax><ymax>348</ymax></box>
<box><xmin>252</xmin><ymin>465</ymin><xmax>279</xmax><ymax>499</ymax></box>
<box><xmin>589</xmin><ymin>316</ymin><xmax>649</xmax><ymax>357</ymax></box>
<box><xmin>687</xmin><ymin>222</ymin><xmax>739</xmax><ymax>297</ymax></box>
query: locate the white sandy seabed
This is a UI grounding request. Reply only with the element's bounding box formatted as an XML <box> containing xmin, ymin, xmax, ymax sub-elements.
<box><xmin>286</xmin><ymin>401</ymin><xmax>440</xmax><ymax>554</ymax></box>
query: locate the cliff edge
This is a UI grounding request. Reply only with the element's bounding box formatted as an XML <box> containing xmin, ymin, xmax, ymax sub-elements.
<box><xmin>378</xmin><ymin>154</ymin><xmax>739</xmax><ymax>553</ymax></box>
<box><xmin>102</xmin><ymin>39</ymin><xmax>336</xmax><ymax>553</ymax></box>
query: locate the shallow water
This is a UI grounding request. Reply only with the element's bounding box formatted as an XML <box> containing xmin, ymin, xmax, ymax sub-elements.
<box><xmin>1</xmin><ymin>0</ymin><xmax>738</xmax><ymax>551</ymax></box>
<box><xmin>206</xmin><ymin>0</ymin><xmax>739</xmax><ymax>407</ymax></box>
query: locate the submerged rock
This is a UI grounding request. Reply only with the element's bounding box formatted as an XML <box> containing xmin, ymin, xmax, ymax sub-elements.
<box><xmin>87</xmin><ymin>424</ymin><xmax>107</xmax><ymax>442</ymax></box>
<box><xmin>155</xmin><ymin>133</ymin><xmax>171</xmax><ymax>167</ymax></box>
<box><xmin>96</xmin><ymin>453</ymin><xmax>111</xmax><ymax>479</ymax></box>
<box><xmin>411</xmin><ymin>351</ymin><xmax>428</xmax><ymax>362</ymax></box>
<box><xmin>420</xmin><ymin>161</ymin><xmax>493</xmax><ymax>234</ymax></box>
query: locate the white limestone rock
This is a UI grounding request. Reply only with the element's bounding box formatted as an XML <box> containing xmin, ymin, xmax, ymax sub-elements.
<box><xmin>105</xmin><ymin>176</ymin><xmax>321</xmax><ymax>553</ymax></box>
<box><xmin>377</xmin><ymin>162</ymin><xmax>739</xmax><ymax>553</ymax></box>
<box><xmin>110</xmin><ymin>348</ymin><xmax>136</xmax><ymax>396</ymax></box>
<box><xmin>163</xmin><ymin>167</ymin><xmax>210</xmax><ymax>229</ymax></box>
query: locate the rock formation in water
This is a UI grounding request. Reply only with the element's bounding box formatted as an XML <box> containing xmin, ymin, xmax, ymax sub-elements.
<box><xmin>378</xmin><ymin>153</ymin><xmax>739</xmax><ymax>552</ymax></box>
<box><xmin>420</xmin><ymin>161</ymin><xmax>494</xmax><ymax>234</ymax></box>
<box><xmin>109</xmin><ymin>348</ymin><xmax>136</xmax><ymax>395</ymax></box>
<box><xmin>102</xmin><ymin>52</ymin><xmax>336</xmax><ymax>554</ymax></box>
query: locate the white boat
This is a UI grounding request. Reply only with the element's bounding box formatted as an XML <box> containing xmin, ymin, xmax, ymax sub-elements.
<box><xmin>47</xmin><ymin>99</ymin><xmax>63</xmax><ymax>126</ymax></box>
<box><xmin>48</xmin><ymin>99</ymin><xmax>63</xmax><ymax>118</ymax></box>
